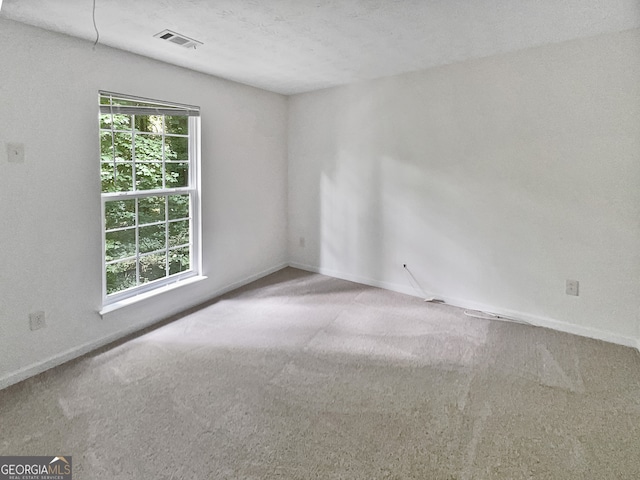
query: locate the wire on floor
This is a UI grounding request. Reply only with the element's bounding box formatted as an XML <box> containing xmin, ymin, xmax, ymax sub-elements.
<box><xmin>464</xmin><ymin>309</ymin><xmax>533</xmax><ymax>326</ymax></box>
<box><xmin>402</xmin><ymin>264</ymin><xmax>442</xmax><ymax>303</ymax></box>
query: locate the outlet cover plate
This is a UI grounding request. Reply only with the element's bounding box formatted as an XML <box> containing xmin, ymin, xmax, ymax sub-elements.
<box><xmin>29</xmin><ymin>311</ymin><xmax>46</xmax><ymax>331</ymax></box>
<box><xmin>566</xmin><ymin>279</ymin><xmax>579</xmax><ymax>296</ymax></box>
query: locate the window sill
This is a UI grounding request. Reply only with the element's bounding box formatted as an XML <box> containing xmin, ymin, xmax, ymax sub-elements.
<box><xmin>99</xmin><ymin>275</ymin><xmax>208</xmax><ymax>316</ymax></box>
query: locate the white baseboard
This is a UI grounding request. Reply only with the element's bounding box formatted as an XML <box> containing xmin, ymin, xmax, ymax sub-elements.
<box><xmin>289</xmin><ymin>262</ymin><xmax>419</xmax><ymax>297</ymax></box>
<box><xmin>0</xmin><ymin>262</ymin><xmax>288</xmax><ymax>391</ymax></box>
<box><xmin>212</xmin><ymin>262</ymin><xmax>289</xmax><ymax>297</ymax></box>
<box><xmin>289</xmin><ymin>262</ymin><xmax>639</xmax><ymax>351</ymax></box>
<box><xmin>3</xmin><ymin>260</ymin><xmax>636</xmax><ymax>392</ymax></box>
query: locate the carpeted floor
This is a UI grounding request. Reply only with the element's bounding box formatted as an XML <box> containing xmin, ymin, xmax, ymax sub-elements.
<box><xmin>1</xmin><ymin>267</ymin><xmax>640</xmax><ymax>479</ymax></box>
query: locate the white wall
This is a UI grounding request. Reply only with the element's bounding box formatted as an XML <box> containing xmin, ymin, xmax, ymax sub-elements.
<box><xmin>0</xmin><ymin>18</ymin><xmax>288</xmax><ymax>387</ymax></box>
<box><xmin>1</xmin><ymin>19</ymin><xmax>638</xmax><ymax>390</ymax></box>
<box><xmin>288</xmin><ymin>29</ymin><xmax>640</xmax><ymax>347</ymax></box>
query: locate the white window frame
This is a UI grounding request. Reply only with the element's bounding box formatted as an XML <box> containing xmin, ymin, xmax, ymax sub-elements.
<box><xmin>99</xmin><ymin>91</ymin><xmax>202</xmax><ymax>308</ymax></box>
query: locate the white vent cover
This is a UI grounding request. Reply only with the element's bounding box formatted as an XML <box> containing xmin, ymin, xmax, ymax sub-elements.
<box><xmin>154</xmin><ymin>30</ymin><xmax>203</xmax><ymax>49</ymax></box>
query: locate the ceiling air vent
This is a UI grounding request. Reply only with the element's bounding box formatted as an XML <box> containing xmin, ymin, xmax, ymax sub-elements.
<box><xmin>154</xmin><ymin>29</ymin><xmax>203</xmax><ymax>49</ymax></box>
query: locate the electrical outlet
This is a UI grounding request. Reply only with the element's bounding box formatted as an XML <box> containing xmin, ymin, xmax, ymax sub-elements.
<box><xmin>566</xmin><ymin>280</ymin><xmax>579</xmax><ymax>296</ymax></box>
<box><xmin>29</xmin><ymin>311</ymin><xmax>46</xmax><ymax>331</ymax></box>
<box><xmin>7</xmin><ymin>143</ymin><xmax>25</xmax><ymax>163</ymax></box>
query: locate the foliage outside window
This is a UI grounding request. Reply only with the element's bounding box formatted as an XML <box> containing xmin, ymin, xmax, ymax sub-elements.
<box><xmin>99</xmin><ymin>92</ymin><xmax>200</xmax><ymax>304</ymax></box>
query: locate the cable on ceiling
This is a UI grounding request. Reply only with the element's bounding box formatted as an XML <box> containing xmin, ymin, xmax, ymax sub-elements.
<box><xmin>92</xmin><ymin>0</ymin><xmax>100</xmax><ymax>48</ymax></box>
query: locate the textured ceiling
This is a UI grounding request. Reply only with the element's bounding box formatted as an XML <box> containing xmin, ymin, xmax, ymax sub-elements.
<box><xmin>2</xmin><ymin>0</ymin><xmax>639</xmax><ymax>95</ymax></box>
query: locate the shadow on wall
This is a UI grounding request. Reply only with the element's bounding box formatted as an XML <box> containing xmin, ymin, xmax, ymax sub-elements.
<box><xmin>310</xmin><ymin>65</ymin><xmax>627</xmax><ymax>318</ymax></box>
<box><xmin>313</xmin><ymin>77</ymin><xmax>549</xmax><ymax>307</ymax></box>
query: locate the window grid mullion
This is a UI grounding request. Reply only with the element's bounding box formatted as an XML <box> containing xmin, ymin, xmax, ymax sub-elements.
<box><xmin>131</xmin><ymin>115</ymin><xmax>137</xmax><ymax>192</ymax></box>
<box><xmin>104</xmin><ymin>215</ymin><xmax>191</xmax><ymax>234</ymax></box>
<box><xmin>132</xmin><ymin>118</ymin><xmax>138</xmax><ymax>286</ymax></box>
<box><xmin>106</xmin><ymin>255</ymin><xmax>137</xmax><ymax>266</ymax></box>
<box><xmin>188</xmin><ymin>118</ymin><xmax>196</xmax><ymax>272</ymax></box>
<box><xmin>162</xmin><ymin>115</ymin><xmax>169</xmax><ymax>279</ymax></box>
<box><xmin>165</xmin><ymin>195</ymin><xmax>170</xmax><ymax>278</ymax></box>
<box><xmin>162</xmin><ymin>115</ymin><xmax>166</xmax><ymax>190</ymax></box>
<box><xmin>102</xmin><ymin>186</ymin><xmax>192</xmax><ymax>201</ymax></box>
<box><xmin>101</xmin><ymin>197</ymin><xmax>107</xmax><ymax>301</ymax></box>
<box><xmin>110</xmin><ymin>116</ymin><xmax>116</xmax><ymax>184</ymax></box>
<box><xmin>168</xmin><ymin>242</ymin><xmax>190</xmax><ymax>251</ymax></box>
<box><xmin>134</xmin><ymin>196</ymin><xmax>141</xmax><ymax>286</ymax></box>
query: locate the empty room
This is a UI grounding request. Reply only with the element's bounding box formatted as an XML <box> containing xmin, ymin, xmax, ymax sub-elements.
<box><xmin>1</xmin><ymin>0</ymin><xmax>639</xmax><ymax>478</ymax></box>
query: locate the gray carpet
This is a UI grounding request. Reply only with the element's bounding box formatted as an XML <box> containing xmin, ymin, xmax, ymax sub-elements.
<box><xmin>2</xmin><ymin>267</ymin><xmax>640</xmax><ymax>479</ymax></box>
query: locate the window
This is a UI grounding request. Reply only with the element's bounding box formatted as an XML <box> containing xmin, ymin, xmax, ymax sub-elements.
<box><xmin>99</xmin><ymin>91</ymin><xmax>201</xmax><ymax>306</ymax></box>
